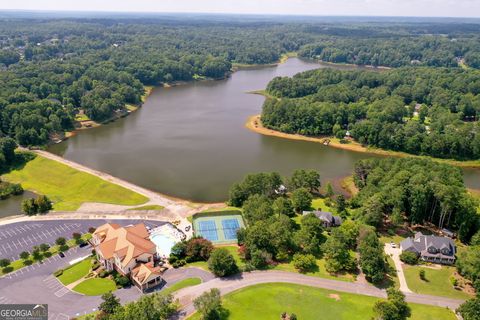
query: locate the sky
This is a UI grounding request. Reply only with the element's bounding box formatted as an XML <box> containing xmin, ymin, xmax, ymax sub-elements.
<box><xmin>0</xmin><ymin>0</ymin><xmax>478</xmax><ymax>18</ymax></box>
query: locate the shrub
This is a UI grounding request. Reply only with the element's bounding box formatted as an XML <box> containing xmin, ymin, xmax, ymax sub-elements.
<box><xmin>171</xmin><ymin>259</ymin><xmax>186</xmax><ymax>268</ymax></box>
<box><xmin>0</xmin><ymin>258</ymin><xmax>11</xmax><ymax>268</ymax></box>
<box><xmin>115</xmin><ymin>275</ymin><xmax>131</xmax><ymax>287</ymax></box>
<box><xmin>419</xmin><ymin>269</ymin><xmax>426</xmax><ymax>281</ymax></box>
<box><xmin>208</xmin><ymin>248</ymin><xmax>239</xmax><ymax>277</ymax></box>
<box><xmin>55</xmin><ymin>237</ymin><xmax>67</xmax><ymax>246</ymax></box>
<box><xmin>399</xmin><ymin>251</ymin><xmax>418</xmax><ymax>265</ymax></box>
<box><xmin>43</xmin><ymin>251</ymin><xmax>52</xmax><ymax>258</ymax></box>
<box><xmin>59</xmin><ymin>244</ymin><xmax>69</xmax><ymax>252</ymax></box>
<box><xmin>39</xmin><ymin>243</ymin><xmax>50</xmax><ymax>252</ymax></box>
<box><xmin>54</xmin><ymin>269</ymin><xmax>63</xmax><ymax>277</ymax></box>
<box><xmin>292</xmin><ymin>253</ymin><xmax>317</xmax><ymax>272</ymax></box>
<box><xmin>185</xmin><ymin>237</ymin><xmax>214</xmax><ymax>262</ymax></box>
<box><xmin>2</xmin><ymin>266</ymin><xmax>13</xmax><ymax>274</ymax></box>
<box><xmin>19</xmin><ymin>251</ymin><xmax>30</xmax><ymax>260</ymax></box>
<box><xmin>88</xmin><ymin>227</ymin><xmax>96</xmax><ymax>234</ymax></box>
<box><xmin>72</xmin><ymin>232</ymin><xmax>82</xmax><ymax>240</ymax></box>
<box><xmin>23</xmin><ymin>259</ymin><xmax>33</xmax><ymax>266</ymax></box>
<box><xmin>99</xmin><ymin>270</ymin><xmax>109</xmax><ymax>278</ymax></box>
<box><xmin>450</xmin><ymin>277</ymin><xmax>458</xmax><ymax>287</ymax></box>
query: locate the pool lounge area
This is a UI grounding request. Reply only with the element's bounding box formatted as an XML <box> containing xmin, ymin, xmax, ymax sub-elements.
<box><xmin>149</xmin><ymin>224</ymin><xmax>185</xmax><ymax>259</ymax></box>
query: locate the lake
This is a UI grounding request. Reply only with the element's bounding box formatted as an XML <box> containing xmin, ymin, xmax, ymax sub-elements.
<box><xmin>48</xmin><ymin>58</ymin><xmax>480</xmax><ymax>202</ymax></box>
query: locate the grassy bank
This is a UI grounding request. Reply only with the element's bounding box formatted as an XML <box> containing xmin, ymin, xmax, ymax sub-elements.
<box><xmin>246</xmin><ymin>114</ymin><xmax>480</xmax><ymax>169</ymax></box>
<box><xmin>2</xmin><ymin>155</ymin><xmax>148</xmax><ymax>211</ymax></box>
<box><xmin>188</xmin><ymin>283</ymin><xmax>456</xmax><ymax>320</ymax></box>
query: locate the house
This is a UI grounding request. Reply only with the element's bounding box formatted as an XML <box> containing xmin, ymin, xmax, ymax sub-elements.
<box><xmin>400</xmin><ymin>232</ymin><xmax>456</xmax><ymax>265</ymax></box>
<box><xmin>302</xmin><ymin>210</ymin><xmax>342</xmax><ymax>227</ymax></box>
<box><xmin>91</xmin><ymin>223</ymin><xmax>163</xmax><ymax>291</ymax></box>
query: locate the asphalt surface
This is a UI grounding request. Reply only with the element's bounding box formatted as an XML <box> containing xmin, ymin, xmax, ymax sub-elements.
<box><xmin>0</xmin><ymin>219</ymin><xmax>167</xmax><ymax>261</ymax></box>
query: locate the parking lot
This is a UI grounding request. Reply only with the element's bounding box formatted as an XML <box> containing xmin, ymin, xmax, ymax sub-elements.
<box><xmin>0</xmin><ymin>219</ymin><xmax>166</xmax><ymax>261</ymax></box>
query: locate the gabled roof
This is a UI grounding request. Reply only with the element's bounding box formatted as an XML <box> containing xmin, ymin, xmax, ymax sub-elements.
<box><xmin>93</xmin><ymin>223</ymin><xmax>156</xmax><ymax>268</ymax></box>
<box><xmin>400</xmin><ymin>232</ymin><xmax>455</xmax><ymax>257</ymax></box>
<box><xmin>131</xmin><ymin>262</ymin><xmax>162</xmax><ymax>285</ymax></box>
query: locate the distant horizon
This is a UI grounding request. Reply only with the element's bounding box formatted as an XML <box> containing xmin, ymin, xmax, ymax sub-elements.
<box><xmin>0</xmin><ymin>9</ymin><xmax>479</xmax><ymax>21</ymax></box>
<box><xmin>1</xmin><ymin>0</ymin><xmax>479</xmax><ymax>19</ymax></box>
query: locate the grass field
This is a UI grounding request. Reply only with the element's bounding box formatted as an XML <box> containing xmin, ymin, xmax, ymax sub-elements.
<box><xmin>3</xmin><ymin>155</ymin><xmax>148</xmax><ymax>211</ymax></box>
<box><xmin>161</xmin><ymin>277</ymin><xmax>202</xmax><ymax>296</ymax></box>
<box><xmin>57</xmin><ymin>258</ymin><xmax>92</xmax><ymax>285</ymax></box>
<box><xmin>72</xmin><ymin>278</ymin><xmax>116</xmax><ymax>296</ymax></box>
<box><xmin>404</xmin><ymin>265</ymin><xmax>473</xmax><ymax>300</ymax></box>
<box><xmin>185</xmin><ymin>245</ymin><xmax>244</xmax><ymax>271</ymax></box>
<box><xmin>188</xmin><ymin>283</ymin><xmax>456</xmax><ymax>320</ymax></box>
<box><xmin>273</xmin><ymin>258</ymin><xmax>355</xmax><ymax>282</ymax></box>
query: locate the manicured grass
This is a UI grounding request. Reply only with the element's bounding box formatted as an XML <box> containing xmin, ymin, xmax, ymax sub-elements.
<box><xmin>311</xmin><ymin>198</ymin><xmax>335</xmax><ymax>212</ymax></box>
<box><xmin>57</xmin><ymin>258</ymin><xmax>92</xmax><ymax>285</ymax></box>
<box><xmin>188</xmin><ymin>283</ymin><xmax>456</xmax><ymax>320</ymax></box>
<box><xmin>72</xmin><ymin>278</ymin><xmax>116</xmax><ymax>296</ymax></box>
<box><xmin>404</xmin><ymin>265</ymin><xmax>473</xmax><ymax>300</ymax></box>
<box><xmin>185</xmin><ymin>261</ymin><xmax>209</xmax><ymax>271</ymax></box>
<box><xmin>127</xmin><ymin>204</ymin><xmax>164</xmax><ymax>211</ymax></box>
<box><xmin>272</xmin><ymin>258</ymin><xmax>355</xmax><ymax>282</ymax></box>
<box><xmin>161</xmin><ymin>277</ymin><xmax>202</xmax><ymax>296</ymax></box>
<box><xmin>186</xmin><ymin>246</ymin><xmax>244</xmax><ymax>271</ymax></box>
<box><xmin>3</xmin><ymin>155</ymin><xmax>148</xmax><ymax>211</ymax></box>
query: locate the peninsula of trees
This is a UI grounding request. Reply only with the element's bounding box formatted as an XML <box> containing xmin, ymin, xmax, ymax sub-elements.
<box><xmin>262</xmin><ymin>67</ymin><xmax>480</xmax><ymax>160</ymax></box>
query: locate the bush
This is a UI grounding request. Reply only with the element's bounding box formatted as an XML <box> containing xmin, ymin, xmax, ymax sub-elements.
<box><xmin>54</xmin><ymin>269</ymin><xmax>63</xmax><ymax>277</ymax></box>
<box><xmin>0</xmin><ymin>258</ymin><xmax>11</xmax><ymax>268</ymax></box>
<box><xmin>399</xmin><ymin>251</ymin><xmax>418</xmax><ymax>265</ymax></box>
<box><xmin>450</xmin><ymin>277</ymin><xmax>458</xmax><ymax>287</ymax></box>
<box><xmin>208</xmin><ymin>248</ymin><xmax>239</xmax><ymax>277</ymax></box>
<box><xmin>2</xmin><ymin>266</ymin><xmax>13</xmax><ymax>274</ymax></box>
<box><xmin>39</xmin><ymin>243</ymin><xmax>50</xmax><ymax>252</ymax></box>
<box><xmin>88</xmin><ymin>227</ymin><xmax>96</xmax><ymax>234</ymax></box>
<box><xmin>99</xmin><ymin>270</ymin><xmax>109</xmax><ymax>278</ymax></box>
<box><xmin>115</xmin><ymin>275</ymin><xmax>131</xmax><ymax>287</ymax></box>
<box><xmin>171</xmin><ymin>259</ymin><xmax>186</xmax><ymax>268</ymax></box>
<box><xmin>419</xmin><ymin>269</ymin><xmax>426</xmax><ymax>281</ymax></box>
<box><xmin>292</xmin><ymin>253</ymin><xmax>317</xmax><ymax>272</ymax></box>
<box><xmin>23</xmin><ymin>259</ymin><xmax>33</xmax><ymax>266</ymax></box>
<box><xmin>55</xmin><ymin>237</ymin><xmax>67</xmax><ymax>246</ymax></box>
<box><xmin>72</xmin><ymin>232</ymin><xmax>82</xmax><ymax>240</ymax></box>
<box><xmin>186</xmin><ymin>237</ymin><xmax>214</xmax><ymax>262</ymax></box>
<box><xmin>19</xmin><ymin>251</ymin><xmax>30</xmax><ymax>260</ymax></box>
<box><xmin>59</xmin><ymin>244</ymin><xmax>69</xmax><ymax>252</ymax></box>
<box><xmin>43</xmin><ymin>251</ymin><xmax>52</xmax><ymax>258</ymax></box>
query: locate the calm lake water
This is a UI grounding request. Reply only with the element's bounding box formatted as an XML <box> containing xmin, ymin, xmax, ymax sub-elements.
<box><xmin>49</xmin><ymin>58</ymin><xmax>480</xmax><ymax>202</ymax></box>
<box><xmin>0</xmin><ymin>191</ymin><xmax>38</xmax><ymax>218</ymax></box>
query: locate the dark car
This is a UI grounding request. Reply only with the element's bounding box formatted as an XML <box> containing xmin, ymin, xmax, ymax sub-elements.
<box><xmin>58</xmin><ymin>252</ymin><xmax>65</xmax><ymax>258</ymax></box>
<box><xmin>79</xmin><ymin>242</ymin><xmax>89</xmax><ymax>248</ymax></box>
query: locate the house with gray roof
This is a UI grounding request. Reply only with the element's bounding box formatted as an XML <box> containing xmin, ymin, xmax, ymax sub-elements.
<box><xmin>302</xmin><ymin>210</ymin><xmax>342</xmax><ymax>228</ymax></box>
<box><xmin>400</xmin><ymin>232</ymin><xmax>456</xmax><ymax>265</ymax></box>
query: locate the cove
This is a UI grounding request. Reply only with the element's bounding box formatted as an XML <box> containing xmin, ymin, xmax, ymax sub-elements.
<box><xmin>48</xmin><ymin>58</ymin><xmax>480</xmax><ymax>202</ymax></box>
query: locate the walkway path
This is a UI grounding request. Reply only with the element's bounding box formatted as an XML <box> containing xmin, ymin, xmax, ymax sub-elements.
<box><xmin>384</xmin><ymin>244</ymin><xmax>412</xmax><ymax>293</ymax></box>
<box><xmin>173</xmin><ymin>270</ymin><xmax>463</xmax><ymax>319</ymax></box>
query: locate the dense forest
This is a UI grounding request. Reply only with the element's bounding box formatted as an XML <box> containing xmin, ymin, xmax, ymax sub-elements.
<box><xmin>352</xmin><ymin>158</ymin><xmax>479</xmax><ymax>242</ymax></box>
<box><xmin>0</xmin><ymin>15</ymin><xmax>480</xmax><ymax>147</ymax></box>
<box><xmin>262</xmin><ymin>67</ymin><xmax>480</xmax><ymax>160</ymax></box>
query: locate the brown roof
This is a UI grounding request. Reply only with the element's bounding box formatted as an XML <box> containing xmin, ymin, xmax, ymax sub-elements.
<box><xmin>131</xmin><ymin>262</ymin><xmax>162</xmax><ymax>285</ymax></box>
<box><xmin>93</xmin><ymin>223</ymin><xmax>156</xmax><ymax>268</ymax></box>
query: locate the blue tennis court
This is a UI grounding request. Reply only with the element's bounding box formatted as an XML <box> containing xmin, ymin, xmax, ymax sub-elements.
<box><xmin>222</xmin><ymin>219</ymin><xmax>240</xmax><ymax>240</ymax></box>
<box><xmin>193</xmin><ymin>211</ymin><xmax>245</xmax><ymax>244</ymax></box>
<box><xmin>197</xmin><ymin>220</ymin><xmax>218</xmax><ymax>241</ymax></box>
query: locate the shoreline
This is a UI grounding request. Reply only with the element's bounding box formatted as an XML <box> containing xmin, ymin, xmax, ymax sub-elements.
<box><xmin>245</xmin><ymin>114</ymin><xmax>480</xmax><ymax>169</ymax></box>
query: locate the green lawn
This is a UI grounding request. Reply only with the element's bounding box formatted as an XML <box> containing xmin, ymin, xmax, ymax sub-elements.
<box><xmin>161</xmin><ymin>277</ymin><xmax>202</xmax><ymax>296</ymax></box>
<box><xmin>273</xmin><ymin>258</ymin><xmax>355</xmax><ymax>282</ymax></box>
<box><xmin>72</xmin><ymin>278</ymin><xmax>116</xmax><ymax>296</ymax></box>
<box><xmin>3</xmin><ymin>155</ymin><xmax>148</xmax><ymax>211</ymax></box>
<box><xmin>57</xmin><ymin>258</ymin><xmax>92</xmax><ymax>285</ymax></box>
<box><xmin>404</xmin><ymin>265</ymin><xmax>473</xmax><ymax>300</ymax></box>
<box><xmin>311</xmin><ymin>198</ymin><xmax>335</xmax><ymax>211</ymax></box>
<box><xmin>188</xmin><ymin>283</ymin><xmax>456</xmax><ymax>320</ymax></box>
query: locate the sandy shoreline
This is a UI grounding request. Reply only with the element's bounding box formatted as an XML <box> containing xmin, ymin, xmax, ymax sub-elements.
<box><xmin>245</xmin><ymin>115</ymin><xmax>480</xmax><ymax>169</ymax></box>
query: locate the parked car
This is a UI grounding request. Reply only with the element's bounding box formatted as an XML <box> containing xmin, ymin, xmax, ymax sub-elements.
<box><xmin>59</xmin><ymin>252</ymin><xmax>65</xmax><ymax>258</ymax></box>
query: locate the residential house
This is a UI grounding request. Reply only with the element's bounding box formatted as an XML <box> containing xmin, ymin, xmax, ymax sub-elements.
<box><xmin>91</xmin><ymin>223</ymin><xmax>163</xmax><ymax>291</ymax></box>
<box><xmin>400</xmin><ymin>232</ymin><xmax>456</xmax><ymax>265</ymax></box>
<box><xmin>302</xmin><ymin>210</ymin><xmax>342</xmax><ymax>227</ymax></box>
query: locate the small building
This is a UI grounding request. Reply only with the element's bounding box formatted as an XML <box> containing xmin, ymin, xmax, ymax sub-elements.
<box><xmin>92</xmin><ymin>223</ymin><xmax>164</xmax><ymax>291</ymax></box>
<box><xmin>400</xmin><ymin>232</ymin><xmax>456</xmax><ymax>265</ymax></box>
<box><xmin>302</xmin><ymin>210</ymin><xmax>342</xmax><ymax>228</ymax></box>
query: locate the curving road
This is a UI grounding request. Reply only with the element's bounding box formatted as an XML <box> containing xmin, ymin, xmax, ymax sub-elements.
<box><xmin>173</xmin><ymin>270</ymin><xmax>464</xmax><ymax>319</ymax></box>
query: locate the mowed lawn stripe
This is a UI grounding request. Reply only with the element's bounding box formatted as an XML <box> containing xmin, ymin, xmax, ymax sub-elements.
<box><xmin>3</xmin><ymin>155</ymin><xmax>148</xmax><ymax>211</ymax></box>
<box><xmin>189</xmin><ymin>283</ymin><xmax>456</xmax><ymax>320</ymax></box>
<box><xmin>57</xmin><ymin>258</ymin><xmax>92</xmax><ymax>285</ymax></box>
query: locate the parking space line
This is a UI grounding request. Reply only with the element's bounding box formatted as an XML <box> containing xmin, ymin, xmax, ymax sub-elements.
<box><xmin>56</xmin><ymin>313</ymin><xmax>70</xmax><ymax>320</ymax></box>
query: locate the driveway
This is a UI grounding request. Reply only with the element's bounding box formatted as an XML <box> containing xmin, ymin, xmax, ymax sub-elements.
<box><xmin>384</xmin><ymin>244</ymin><xmax>412</xmax><ymax>293</ymax></box>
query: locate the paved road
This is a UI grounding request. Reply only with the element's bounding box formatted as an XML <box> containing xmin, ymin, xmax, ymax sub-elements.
<box><xmin>384</xmin><ymin>244</ymin><xmax>412</xmax><ymax>293</ymax></box>
<box><xmin>0</xmin><ymin>219</ymin><xmax>167</xmax><ymax>261</ymax></box>
<box><xmin>173</xmin><ymin>270</ymin><xmax>465</xmax><ymax>319</ymax></box>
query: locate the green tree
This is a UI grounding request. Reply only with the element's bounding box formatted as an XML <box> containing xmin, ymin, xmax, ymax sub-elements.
<box><xmin>208</xmin><ymin>248</ymin><xmax>239</xmax><ymax>277</ymax></box>
<box><xmin>193</xmin><ymin>288</ymin><xmax>222</xmax><ymax>320</ymax></box>
<box><xmin>358</xmin><ymin>226</ymin><xmax>387</xmax><ymax>283</ymax></box>
<box><xmin>288</xmin><ymin>169</ymin><xmax>321</xmax><ymax>193</ymax></box>
<box><xmin>292</xmin><ymin>253</ymin><xmax>317</xmax><ymax>272</ymax></box>
<box><xmin>272</xmin><ymin>197</ymin><xmax>295</xmax><ymax>217</ymax></box>
<box><xmin>99</xmin><ymin>292</ymin><xmax>121</xmax><ymax>315</ymax></box>
<box><xmin>457</xmin><ymin>297</ymin><xmax>480</xmax><ymax>320</ymax></box>
<box><xmin>325</xmin><ymin>182</ymin><xmax>334</xmax><ymax>198</ymax></box>
<box><xmin>21</xmin><ymin>198</ymin><xmax>38</xmax><ymax>216</ymax></box>
<box><xmin>19</xmin><ymin>251</ymin><xmax>30</xmax><ymax>260</ymax></box>
<box><xmin>39</xmin><ymin>243</ymin><xmax>50</xmax><ymax>252</ymax></box>
<box><xmin>322</xmin><ymin>229</ymin><xmax>355</xmax><ymax>274</ymax></box>
<box><xmin>0</xmin><ymin>258</ymin><xmax>10</xmax><ymax>268</ymax></box>
<box><xmin>35</xmin><ymin>195</ymin><xmax>52</xmax><ymax>213</ymax></box>
<box><xmin>294</xmin><ymin>213</ymin><xmax>325</xmax><ymax>254</ymax></box>
<box><xmin>55</xmin><ymin>237</ymin><xmax>67</xmax><ymax>246</ymax></box>
<box><xmin>242</xmin><ymin>194</ymin><xmax>274</xmax><ymax>223</ymax></box>
<box><xmin>291</xmin><ymin>188</ymin><xmax>313</xmax><ymax>213</ymax></box>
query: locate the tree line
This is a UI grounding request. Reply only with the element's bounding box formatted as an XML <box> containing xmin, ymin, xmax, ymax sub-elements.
<box><xmin>262</xmin><ymin>67</ymin><xmax>480</xmax><ymax>160</ymax></box>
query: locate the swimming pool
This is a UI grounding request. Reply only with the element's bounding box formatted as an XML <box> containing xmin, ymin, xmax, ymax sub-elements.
<box><xmin>150</xmin><ymin>233</ymin><xmax>176</xmax><ymax>257</ymax></box>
